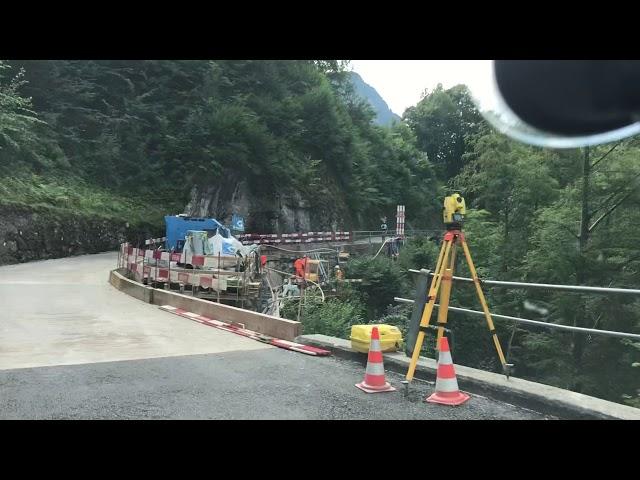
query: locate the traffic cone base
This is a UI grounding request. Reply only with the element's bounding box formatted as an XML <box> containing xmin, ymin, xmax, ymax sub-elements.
<box><xmin>355</xmin><ymin>326</ymin><xmax>396</xmax><ymax>394</ymax></box>
<box><xmin>425</xmin><ymin>336</ymin><xmax>470</xmax><ymax>406</ymax></box>
<box><xmin>425</xmin><ymin>390</ymin><xmax>470</xmax><ymax>406</ymax></box>
<box><xmin>355</xmin><ymin>380</ymin><xmax>396</xmax><ymax>393</ymax></box>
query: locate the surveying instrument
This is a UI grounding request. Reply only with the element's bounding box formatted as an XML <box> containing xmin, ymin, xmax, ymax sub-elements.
<box><xmin>405</xmin><ymin>193</ymin><xmax>513</xmax><ymax>384</ymax></box>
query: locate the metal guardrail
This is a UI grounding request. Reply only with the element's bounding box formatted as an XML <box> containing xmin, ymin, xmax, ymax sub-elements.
<box><xmin>352</xmin><ymin>229</ymin><xmax>439</xmax><ymax>236</ymax></box>
<box><xmin>398</xmin><ymin>269</ymin><xmax>640</xmax><ymax>340</ymax></box>
<box><xmin>394</xmin><ymin>296</ymin><xmax>640</xmax><ymax>341</ymax></box>
<box><xmin>239</xmin><ymin>231</ymin><xmax>352</xmax><ymax>245</ymax></box>
<box><xmin>351</xmin><ymin>229</ymin><xmax>441</xmax><ymax>243</ymax></box>
<box><xmin>408</xmin><ymin>269</ymin><xmax>640</xmax><ymax>296</ymax></box>
<box><xmin>236</xmin><ymin>229</ymin><xmax>442</xmax><ymax>246</ymax></box>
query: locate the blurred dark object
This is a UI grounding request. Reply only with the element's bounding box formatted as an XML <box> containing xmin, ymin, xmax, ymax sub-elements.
<box><xmin>494</xmin><ymin>61</ymin><xmax>640</xmax><ymax>137</ymax></box>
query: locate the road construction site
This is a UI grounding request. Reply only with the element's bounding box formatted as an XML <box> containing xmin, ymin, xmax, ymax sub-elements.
<box><xmin>2</xmin><ymin>201</ymin><xmax>640</xmax><ymax>420</ymax></box>
<box><xmin>0</xmin><ymin>252</ymin><xmax>550</xmax><ymax>419</ymax></box>
<box><xmin>3</xmin><ymin>250</ymin><xmax>640</xmax><ymax>419</ymax></box>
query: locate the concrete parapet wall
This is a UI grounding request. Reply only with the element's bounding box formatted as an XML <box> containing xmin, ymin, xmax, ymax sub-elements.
<box><xmin>109</xmin><ymin>268</ymin><xmax>154</xmax><ymax>303</ymax></box>
<box><xmin>109</xmin><ymin>269</ymin><xmax>301</xmax><ymax>341</ymax></box>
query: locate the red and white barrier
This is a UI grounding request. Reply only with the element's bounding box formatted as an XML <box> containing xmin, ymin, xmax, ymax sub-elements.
<box><xmin>145</xmin><ymin>236</ymin><xmax>167</xmax><ymax>245</ymax></box>
<box><xmin>159</xmin><ymin>305</ymin><xmax>331</xmax><ymax>356</ymax></box>
<box><xmin>119</xmin><ymin>243</ymin><xmax>228</xmax><ymax>291</ymax></box>
<box><xmin>396</xmin><ymin>205</ymin><xmax>405</xmax><ymax>238</ymax></box>
<box><xmin>238</xmin><ymin>231</ymin><xmax>352</xmax><ymax>245</ymax></box>
<box><xmin>144</xmin><ymin>267</ymin><xmax>227</xmax><ymax>291</ymax></box>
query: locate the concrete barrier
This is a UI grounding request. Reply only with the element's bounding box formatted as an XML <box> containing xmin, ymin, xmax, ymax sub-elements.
<box><xmin>297</xmin><ymin>334</ymin><xmax>640</xmax><ymax>420</ymax></box>
<box><xmin>109</xmin><ymin>269</ymin><xmax>301</xmax><ymax>341</ymax></box>
<box><xmin>109</xmin><ymin>268</ymin><xmax>154</xmax><ymax>303</ymax></box>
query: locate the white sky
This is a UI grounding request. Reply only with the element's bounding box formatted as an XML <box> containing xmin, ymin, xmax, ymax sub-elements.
<box><xmin>348</xmin><ymin>60</ymin><xmax>494</xmax><ymax>117</ymax></box>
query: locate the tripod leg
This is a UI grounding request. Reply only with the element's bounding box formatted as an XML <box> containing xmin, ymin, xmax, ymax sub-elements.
<box><xmin>429</xmin><ymin>237</ymin><xmax>448</xmax><ymax>291</ymax></box>
<box><xmin>406</xmin><ymin>239</ymin><xmax>452</xmax><ymax>382</ymax></box>
<box><xmin>436</xmin><ymin>242</ymin><xmax>456</xmax><ymax>346</ymax></box>
<box><xmin>460</xmin><ymin>238</ymin><xmax>508</xmax><ymax>370</ymax></box>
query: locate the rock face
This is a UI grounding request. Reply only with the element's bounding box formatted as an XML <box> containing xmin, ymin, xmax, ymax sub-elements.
<box><xmin>0</xmin><ymin>179</ymin><xmax>352</xmax><ymax>266</ymax></box>
<box><xmin>184</xmin><ymin>181</ymin><xmax>347</xmax><ymax>233</ymax></box>
<box><xmin>0</xmin><ymin>205</ymin><xmax>162</xmax><ymax>266</ymax></box>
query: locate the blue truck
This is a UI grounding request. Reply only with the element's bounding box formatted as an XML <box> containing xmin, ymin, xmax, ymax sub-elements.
<box><xmin>164</xmin><ymin>215</ymin><xmax>231</xmax><ymax>252</ymax></box>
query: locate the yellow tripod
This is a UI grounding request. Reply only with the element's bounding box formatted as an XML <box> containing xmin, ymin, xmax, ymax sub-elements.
<box><xmin>405</xmin><ymin>228</ymin><xmax>512</xmax><ymax>382</ymax></box>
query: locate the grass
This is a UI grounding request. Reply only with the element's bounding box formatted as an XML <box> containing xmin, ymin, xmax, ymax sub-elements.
<box><xmin>0</xmin><ymin>173</ymin><xmax>184</xmax><ymax>226</ymax></box>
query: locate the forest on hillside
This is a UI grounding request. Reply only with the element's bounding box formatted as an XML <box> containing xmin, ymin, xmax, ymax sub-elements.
<box><xmin>0</xmin><ymin>60</ymin><xmax>439</xmax><ymax>231</ymax></box>
<box><xmin>1</xmin><ymin>60</ymin><xmax>639</xmax><ymax>406</ymax></box>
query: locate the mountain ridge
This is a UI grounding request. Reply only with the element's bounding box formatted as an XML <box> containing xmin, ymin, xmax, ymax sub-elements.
<box><xmin>349</xmin><ymin>71</ymin><xmax>401</xmax><ymax>126</ymax></box>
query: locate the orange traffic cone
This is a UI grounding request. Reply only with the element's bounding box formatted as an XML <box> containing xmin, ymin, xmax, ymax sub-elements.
<box><xmin>425</xmin><ymin>336</ymin><xmax>470</xmax><ymax>406</ymax></box>
<box><xmin>355</xmin><ymin>326</ymin><xmax>396</xmax><ymax>393</ymax></box>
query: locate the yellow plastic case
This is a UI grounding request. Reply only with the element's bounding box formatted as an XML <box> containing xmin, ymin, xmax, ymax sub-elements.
<box><xmin>350</xmin><ymin>324</ymin><xmax>403</xmax><ymax>353</ymax></box>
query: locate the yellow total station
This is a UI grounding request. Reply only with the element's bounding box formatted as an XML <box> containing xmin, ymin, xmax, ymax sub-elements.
<box><xmin>443</xmin><ymin>193</ymin><xmax>466</xmax><ymax>228</ymax></box>
<box><xmin>404</xmin><ymin>193</ymin><xmax>513</xmax><ymax>384</ymax></box>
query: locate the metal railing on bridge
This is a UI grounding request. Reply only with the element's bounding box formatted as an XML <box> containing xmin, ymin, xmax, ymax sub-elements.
<box><xmin>237</xmin><ymin>229</ymin><xmax>441</xmax><ymax>246</ymax></box>
<box><xmin>238</xmin><ymin>231</ymin><xmax>352</xmax><ymax>245</ymax></box>
<box><xmin>397</xmin><ymin>268</ymin><xmax>640</xmax><ymax>344</ymax></box>
<box><xmin>350</xmin><ymin>229</ymin><xmax>441</xmax><ymax>242</ymax></box>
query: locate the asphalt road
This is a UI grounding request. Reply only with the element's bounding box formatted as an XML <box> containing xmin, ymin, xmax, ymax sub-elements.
<box><xmin>0</xmin><ymin>252</ymin><xmax>552</xmax><ymax>419</ymax></box>
<box><xmin>0</xmin><ymin>349</ymin><xmax>552</xmax><ymax>419</ymax></box>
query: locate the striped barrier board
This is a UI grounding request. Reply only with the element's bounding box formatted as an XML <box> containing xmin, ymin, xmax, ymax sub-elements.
<box><xmin>240</xmin><ymin>231</ymin><xmax>351</xmax><ymax>239</ymax></box>
<box><xmin>199</xmin><ymin>276</ymin><xmax>213</xmax><ymax>288</ymax></box>
<box><xmin>145</xmin><ymin>236</ymin><xmax>167</xmax><ymax>245</ymax></box>
<box><xmin>125</xmin><ymin>247</ymin><xmax>231</xmax><ymax>267</ymax></box>
<box><xmin>157</xmin><ymin>268</ymin><xmax>169</xmax><ymax>282</ymax></box>
<box><xmin>119</xmin><ymin>243</ymin><xmax>249</xmax><ymax>292</ymax></box>
<box><xmin>159</xmin><ymin>305</ymin><xmax>331</xmax><ymax>357</ymax></box>
<box><xmin>396</xmin><ymin>205</ymin><xmax>405</xmax><ymax>237</ymax></box>
<box><xmin>125</xmin><ymin>260</ymin><xmax>227</xmax><ymax>290</ymax></box>
<box><xmin>238</xmin><ymin>231</ymin><xmax>352</xmax><ymax>245</ymax></box>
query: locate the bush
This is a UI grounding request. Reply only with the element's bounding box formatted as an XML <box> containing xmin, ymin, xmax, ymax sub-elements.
<box><xmin>343</xmin><ymin>255</ymin><xmax>408</xmax><ymax>319</ymax></box>
<box><xmin>375</xmin><ymin>304</ymin><xmax>413</xmax><ymax>336</ymax></box>
<box><xmin>282</xmin><ymin>294</ymin><xmax>365</xmax><ymax>339</ymax></box>
<box><xmin>304</xmin><ymin>299</ymin><xmax>366</xmax><ymax>338</ymax></box>
<box><xmin>397</xmin><ymin>235</ymin><xmax>440</xmax><ymax>273</ymax></box>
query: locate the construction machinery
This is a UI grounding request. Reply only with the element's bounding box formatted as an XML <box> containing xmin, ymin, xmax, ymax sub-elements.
<box><xmin>164</xmin><ymin>215</ymin><xmax>255</xmax><ymax>260</ymax></box>
<box><xmin>293</xmin><ymin>256</ymin><xmax>328</xmax><ymax>284</ymax></box>
<box><xmin>164</xmin><ymin>215</ymin><xmax>230</xmax><ymax>252</ymax></box>
<box><xmin>142</xmin><ymin>215</ymin><xmax>264</xmax><ymax>307</ymax></box>
<box><xmin>304</xmin><ymin>259</ymin><xmax>321</xmax><ymax>283</ymax></box>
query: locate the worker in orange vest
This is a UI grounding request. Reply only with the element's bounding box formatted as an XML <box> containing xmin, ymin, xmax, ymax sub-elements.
<box><xmin>293</xmin><ymin>257</ymin><xmax>308</xmax><ymax>279</ymax></box>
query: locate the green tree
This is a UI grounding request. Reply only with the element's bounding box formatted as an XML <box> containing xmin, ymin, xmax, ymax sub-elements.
<box><xmin>8</xmin><ymin>59</ymin><xmax>438</xmax><ymax>231</ymax></box>
<box><xmin>404</xmin><ymin>84</ymin><xmax>483</xmax><ymax>181</ymax></box>
<box><xmin>454</xmin><ymin>130</ymin><xmax>559</xmax><ymax>273</ymax></box>
<box><xmin>0</xmin><ymin>61</ymin><xmax>48</xmax><ymax>171</ymax></box>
